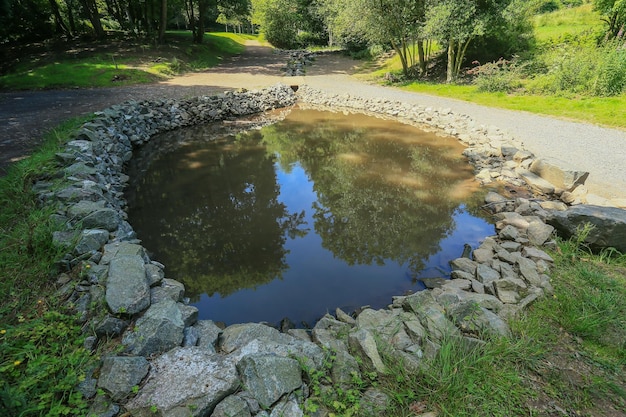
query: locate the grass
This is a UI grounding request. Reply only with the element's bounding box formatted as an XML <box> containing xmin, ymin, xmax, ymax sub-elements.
<box><xmin>379</xmin><ymin>231</ymin><xmax>626</xmax><ymax>416</ymax></box>
<box><xmin>533</xmin><ymin>3</ymin><xmax>605</xmax><ymax>44</ymax></box>
<box><xmin>0</xmin><ymin>117</ymin><xmax>96</xmax><ymax>416</ymax></box>
<box><xmin>0</xmin><ymin>31</ymin><xmax>254</xmax><ymax>90</ymax></box>
<box><xmin>399</xmin><ymin>82</ymin><xmax>626</xmax><ymax>129</ymax></box>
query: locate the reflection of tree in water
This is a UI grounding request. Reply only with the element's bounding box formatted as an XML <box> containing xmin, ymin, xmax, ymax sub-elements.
<box><xmin>261</xmin><ymin>111</ymin><xmax>476</xmax><ymax>274</ymax></box>
<box><xmin>127</xmin><ymin>130</ymin><xmax>306</xmax><ymax>300</ymax></box>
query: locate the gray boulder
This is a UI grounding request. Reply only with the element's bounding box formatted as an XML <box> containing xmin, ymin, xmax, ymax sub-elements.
<box><xmin>547</xmin><ymin>205</ymin><xmax>626</xmax><ymax>252</ymax></box>
<box><xmin>195</xmin><ymin>320</ymin><xmax>223</xmax><ymax>352</ymax></box>
<box><xmin>82</xmin><ymin>209</ymin><xmax>120</xmax><ymax>231</ymax></box>
<box><xmin>95</xmin><ymin>315</ymin><xmax>128</xmax><ymax>338</ymax></box>
<box><xmin>348</xmin><ymin>328</ymin><xmax>386</xmax><ymax>374</ymax></box>
<box><xmin>68</xmin><ymin>200</ymin><xmax>106</xmax><ymax>218</ymax></box>
<box><xmin>359</xmin><ymin>388</ymin><xmax>390</xmax><ymax>416</ymax></box>
<box><xmin>475</xmin><ymin>264</ymin><xmax>500</xmax><ymax>284</ymax></box>
<box><xmin>105</xmin><ymin>254</ymin><xmax>150</xmax><ymax>315</ymax></box>
<box><xmin>122</xmin><ymin>298</ymin><xmax>185</xmax><ymax>356</ymax></box>
<box><xmin>236</xmin><ymin>354</ymin><xmax>302</xmax><ymax>409</ymax></box>
<box><xmin>269</xmin><ymin>395</ymin><xmax>303</xmax><ymax>417</ymax></box>
<box><xmin>75</xmin><ymin>229</ymin><xmax>109</xmax><ymax>255</ymax></box>
<box><xmin>212</xmin><ymin>395</ymin><xmax>251</xmax><ymax>417</ymax></box>
<box><xmin>516</xmin><ymin>168</ymin><xmax>555</xmax><ymax>194</ymax></box>
<box><xmin>231</xmin><ymin>336</ymin><xmax>325</xmax><ymax>372</ymax></box>
<box><xmin>125</xmin><ymin>347</ymin><xmax>240</xmax><ymax>417</ymax></box>
<box><xmin>97</xmin><ymin>356</ymin><xmax>149</xmax><ymax>401</ymax></box>
<box><xmin>402</xmin><ymin>292</ymin><xmax>459</xmax><ymax>340</ymax></box>
<box><xmin>219</xmin><ymin>323</ymin><xmax>288</xmax><ymax>354</ymax></box>
<box><xmin>529</xmin><ymin>157</ymin><xmax>589</xmax><ymax>192</ymax></box>
<box><xmin>101</xmin><ymin>242</ymin><xmax>147</xmax><ymax>265</ymax></box>
<box><xmin>446</xmin><ymin>301</ymin><xmax>510</xmax><ymax>337</ymax></box>
<box><xmin>527</xmin><ymin>220</ymin><xmax>554</xmax><ymax>246</ymax></box>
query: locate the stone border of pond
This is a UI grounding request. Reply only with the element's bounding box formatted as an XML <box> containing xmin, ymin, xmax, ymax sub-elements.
<box><xmin>35</xmin><ymin>84</ymin><xmax>626</xmax><ymax>417</ymax></box>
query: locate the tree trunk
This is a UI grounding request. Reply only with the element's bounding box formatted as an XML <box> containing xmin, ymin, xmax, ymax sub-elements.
<box><xmin>48</xmin><ymin>0</ymin><xmax>71</xmax><ymax>36</ymax></box>
<box><xmin>158</xmin><ymin>0</ymin><xmax>167</xmax><ymax>44</ymax></box>
<box><xmin>66</xmin><ymin>0</ymin><xmax>77</xmax><ymax>34</ymax></box>
<box><xmin>193</xmin><ymin>0</ymin><xmax>208</xmax><ymax>43</ymax></box>
<box><xmin>417</xmin><ymin>40</ymin><xmax>426</xmax><ymax>74</ymax></box>
<box><xmin>446</xmin><ymin>39</ymin><xmax>455</xmax><ymax>83</ymax></box>
<box><xmin>80</xmin><ymin>0</ymin><xmax>105</xmax><ymax>38</ymax></box>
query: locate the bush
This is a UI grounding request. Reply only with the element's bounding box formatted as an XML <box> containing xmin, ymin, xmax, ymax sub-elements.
<box><xmin>469</xmin><ymin>58</ymin><xmax>524</xmax><ymax>93</ymax></box>
<box><xmin>296</xmin><ymin>30</ymin><xmax>327</xmax><ymax>48</ymax></box>
<box><xmin>528</xmin><ymin>42</ymin><xmax>626</xmax><ymax>97</ymax></box>
<box><xmin>594</xmin><ymin>43</ymin><xmax>626</xmax><ymax>96</ymax></box>
<box><xmin>538</xmin><ymin>0</ymin><xmax>560</xmax><ymax>13</ymax></box>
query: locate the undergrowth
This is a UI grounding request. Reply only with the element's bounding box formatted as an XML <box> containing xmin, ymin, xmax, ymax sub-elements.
<box><xmin>378</xmin><ymin>226</ymin><xmax>626</xmax><ymax>416</ymax></box>
<box><xmin>0</xmin><ymin>117</ymin><xmax>96</xmax><ymax>416</ymax></box>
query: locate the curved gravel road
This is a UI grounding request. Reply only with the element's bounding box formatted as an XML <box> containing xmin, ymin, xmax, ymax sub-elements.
<box><xmin>1</xmin><ymin>42</ymin><xmax>624</xmax><ymax>201</ymax></box>
<box><xmin>300</xmin><ymin>60</ymin><xmax>626</xmax><ymax>201</ymax></box>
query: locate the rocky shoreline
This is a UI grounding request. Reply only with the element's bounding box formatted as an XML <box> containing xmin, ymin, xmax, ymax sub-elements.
<box><xmin>33</xmin><ymin>84</ymin><xmax>626</xmax><ymax>417</ymax></box>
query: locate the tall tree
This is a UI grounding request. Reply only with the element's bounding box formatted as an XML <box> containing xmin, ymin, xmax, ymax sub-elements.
<box><xmin>425</xmin><ymin>0</ymin><xmax>511</xmax><ymax>82</ymax></box>
<box><xmin>158</xmin><ymin>0</ymin><xmax>168</xmax><ymax>43</ymax></box>
<box><xmin>313</xmin><ymin>0</ymin><xmax>431</xmax><ymax>76</ymax></box>
<box><xmin>251</xmin><ymin>0</ymin><xmax>300</xmax><ymax>48</ymax></box>
<box><xmin>361</xmin><ymin>0</ymin><xmax>429</xmax><ymax>77</ymax></box>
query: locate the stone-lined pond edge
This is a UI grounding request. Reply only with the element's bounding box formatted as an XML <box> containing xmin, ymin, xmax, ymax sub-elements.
<box><xmin>34</xmin><ymin>84</ymin><xmax>626</xmax><ymax>417</ymax></box>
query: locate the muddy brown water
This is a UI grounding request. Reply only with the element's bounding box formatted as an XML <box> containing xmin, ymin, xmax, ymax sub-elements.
<box><xmin>126</xmin><ymin>108</ymin><xmax>494</xmax><ymax>327</ymax></box>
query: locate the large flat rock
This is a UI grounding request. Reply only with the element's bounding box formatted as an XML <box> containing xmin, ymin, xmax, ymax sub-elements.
<box><xmin>547</xmin><ymin>204</ymin><xmax>626</xmax><ymax>252</ymax></box>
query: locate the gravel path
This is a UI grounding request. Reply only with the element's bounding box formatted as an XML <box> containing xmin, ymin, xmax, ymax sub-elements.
<box><xmin>1</xmin><ymin>42</ymin><xmax>624</xmax><ymax>201</ymax></box>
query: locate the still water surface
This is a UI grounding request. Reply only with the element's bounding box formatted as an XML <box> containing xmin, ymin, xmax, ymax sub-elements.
<box><xmin>126</xmin><ymin>108</ymin><xmax>494</xmax><ymax>326</ymax></box>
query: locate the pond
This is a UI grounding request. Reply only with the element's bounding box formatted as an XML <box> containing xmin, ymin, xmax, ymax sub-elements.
<box><xmin>126</xmin><ymin>107</ymin><xmax>494</xmax><ymax>327</ymax></box>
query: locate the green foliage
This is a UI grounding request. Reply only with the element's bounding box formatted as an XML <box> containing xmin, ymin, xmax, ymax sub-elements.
<box><xmin>301</xmin><ymin>349</ymin><xmax>377</xmax><ymax>416</ymax></box>
<box><xmin>533</xmin><ymin>3</ymin><xmax>605</xmax><ymax>45</ymax></box>
<box><xmin>469</xmin><ymin>57</ymin><xmax>525</xmax><ymax>92</ymax></box>
<box><xmin>381</xmin><ymin>334</ymin><xmax>539</xmax><ymax>416</ymax></box>
<box><xmin>0</xmin><ymin>117</ymin><xmax>95</xmax><ymax>417</ymax></box>
<box><xmin>593</xmin><ymin>0</ymin><xmax>626</xmax><ymax>38</ymax></box>
<box><xmin>252</xmin><ymin>0</ymin><xmax>326</xmax><ymax>48</ymax></box>
<box><xmin>424</xmin><ymin>0</ymin><xmax>528</xmax><ymax>82</ymax></box>
<box><xmin>527</xmin><ymin>41</ymin><xmax>626</xmax><ymax>96</ymax></box>
<box><xmin>0</xmin><ymin>311</ymin><xmax>92</xmax><ymax>416</ymax></box>
<box><xmin>547</xmin><ymin>226</ymin><xmax>626</xmax><ymax>357</ymax></box>
<box><xmin>252</xmin><ymin>0</ymin><xmax>300</xmax><ymax>48</ymax></box>
<box><xmin>400</xmin><ymin>80</ymin><xmax>626</xmax><ymax>128</ymax></box>
<box><xmin>0</xmin><ymin>61</ymin><xmax>159</xmax><ymax>90</ymax></box>
<box><xmin>593</xmin><ymin>41</ymin><xmax>626</xmax><ymax>96</ymax></box>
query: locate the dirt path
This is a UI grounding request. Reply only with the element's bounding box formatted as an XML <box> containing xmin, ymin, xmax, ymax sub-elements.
<box><xmin>1</xmin><ymin>41</ymin><xmax>625</xmax><ymax>202</ymax></box>
<box><xmin>0</xmin><ymin>41</ymin><xmax>288</xmax><ymax>174</ymax></box>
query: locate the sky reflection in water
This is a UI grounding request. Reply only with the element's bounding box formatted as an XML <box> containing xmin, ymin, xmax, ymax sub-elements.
<box><xmin>126</xmin><ymin>108</ymin><xmax>495</xmax><ymax>327</ymax></box>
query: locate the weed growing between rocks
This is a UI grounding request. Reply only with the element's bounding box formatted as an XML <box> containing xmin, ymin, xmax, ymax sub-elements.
<box><xmin>301</xmin><ymin>348</ymin><xmax>379</xmax><ymax>416</ymax></box>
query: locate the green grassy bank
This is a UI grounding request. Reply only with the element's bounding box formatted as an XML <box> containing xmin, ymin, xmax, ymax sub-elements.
<box><xmin>0</xmin><ymin>32</ymin><xmax>253</xmax><ymax>90</ymax></box>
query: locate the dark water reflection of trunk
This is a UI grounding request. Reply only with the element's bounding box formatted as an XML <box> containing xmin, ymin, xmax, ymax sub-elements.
<box><xmin>126</xmin><ymin>108</ymin><xmax>494</xmax><ymax>327</ymax></box>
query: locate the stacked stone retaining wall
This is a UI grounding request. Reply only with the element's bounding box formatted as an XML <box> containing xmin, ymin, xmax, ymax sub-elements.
<box><xmin>32</xmin><ymin>84</ymin><xmax>623</xmax><ymax>417</ymax></box>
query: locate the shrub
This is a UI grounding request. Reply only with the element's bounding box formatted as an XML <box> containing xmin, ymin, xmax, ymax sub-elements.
<box><xmin>538</xmin><ymin>0</ymin><xmax>560</xmax><ymax>13</ymax></box>
<box><xmin>528</xmin><ymin>42</ymin><xmax>626</xmax><ymax>97</ymax></box>
<box><xmin>469</xmin><ymin>58</ymin><xmax>524</xmax><ymax>93</ymax></box>
<box><xmin>594</xmin><ymin>43</ymin><xmax>626</xmax><ymax>96</ymax></box>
